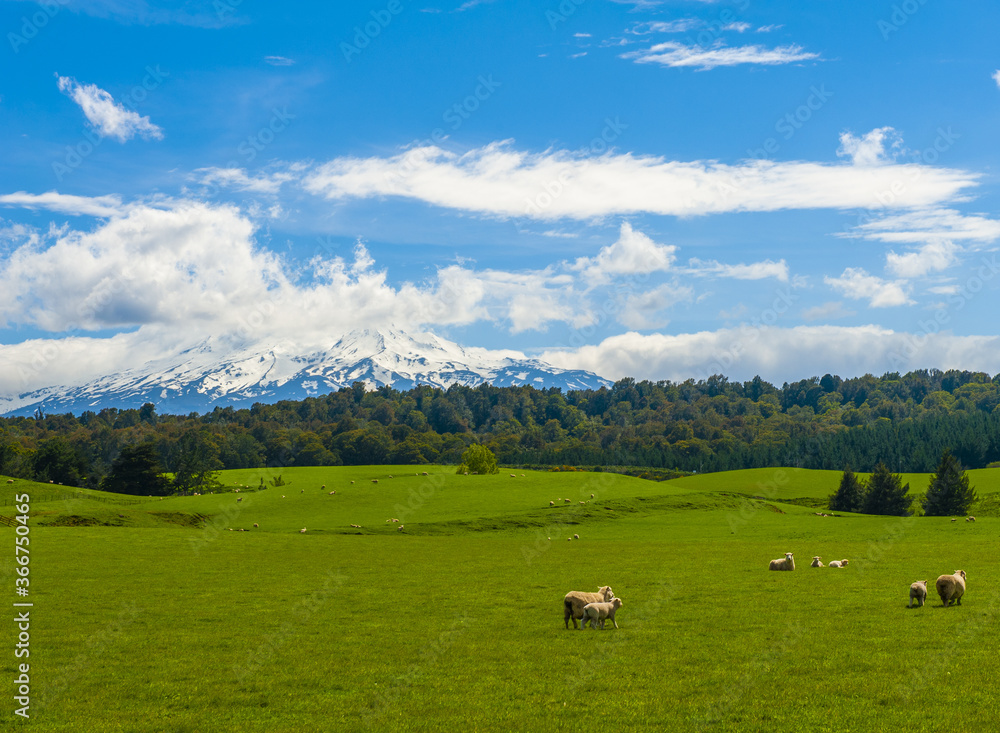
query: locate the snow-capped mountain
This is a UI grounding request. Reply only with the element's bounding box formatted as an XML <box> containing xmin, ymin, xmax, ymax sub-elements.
<box><xmin>0</xmin><ymin>328</ymin><xmax>611</xmax><ymax>416</ymax></box>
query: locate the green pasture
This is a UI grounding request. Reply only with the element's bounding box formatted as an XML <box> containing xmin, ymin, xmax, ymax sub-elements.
<box><xmin>2</xmin><ymin>467</ymin><xmax>999</xmax><ymax>731</ymax></box>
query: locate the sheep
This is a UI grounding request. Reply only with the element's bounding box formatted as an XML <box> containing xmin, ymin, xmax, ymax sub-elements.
<box><xmin>253</xmin><ymin>523</ymin><xmax>259</xmax><ymax>528</ymax></box>
<box><xmin>372</xmin><ymin>479</ymin><xmax>379</xmax><ymax>484</ymax></box>
<box><xmin>590</xmin><ymin>493</ymin><xmax>594</xmax><ymax>499</ymax></box>
<box><xmin>300</xmin><ymin>528</ymin><xmax>307</xmax><ymax>533</ymax></box>
<box><xmin>237</xmin><ymin>497</ymin><xmax>243</xmax><ymax>503</ymax></box>
<box><xmin>810</xmin><ymin>556</ymin><xmax>824</xmax><ymax>568</ymax></box>
<box><xmin>349</xmin><ymin>524</ymin><xmax>361</xmax><ymax>528</ymax></box>
<box><xmin>582</xmin><ymin>597</ymin><xmax>624</xmax><ymax>630</ymax></box>
<box><xmin>422</xmin><ymin>472</ymin><xmax>428</xmax><ymax>476</ymax></box>
<box><xmin>563</xmin><ymin>586</ymin><xmax>615</xmax><ymax>629</ymax></box>
<box><xmin>573</xmin><ymin>534</ymin><xmax>580</xmax><ymax>540</ymax></box>
<box><xmin>951</xmin><ymin>518</ymin><xmax>958</xmax><ymax>523</ymax></box>
<box><xmin>564</xmin><ymin>498</ymin><xmax>571</xmax><ymax>503</ymax></box>
<box><xmin>908</xmin><ymin>580</ymin><xmax>928</xmax><ymax>608</ymax></box>
<box><xmin>967</xmin><ymin>516</ymin><xmax>976</xmax><ymax>522</ymax></box>
<box><xmin>397</xmin><ymin>525</ymin><xmax>404</xmax><ymax>531</ymax></box>
<box><xmin>321</xmin><ymin>485</ymin><xmax>326</xmax><ymax>490</ymax></box>
<box><xmin>388</xmin><ymin>475</ymin><xmax>393</xmax><ymax>479</ymax></box>
<box><xmin>769</xmin><ymin>552</ymin><xmax>795</xmax><ymax>571</ymax></box>
<box><xmin>936</xmin><ymin>570</ymin><xmax>967</xmax><ymax>607</ymax></box>
<box><xmin>828</xmin><ymin>559</ymin><xmax>849</xmax><ymax>568</ymax></box>
<box><xmin>550</xmin><ymin>501</ymin><xmax>555</xmax><ymax>506</ymax></box>
<box><xmin>329</xmin><ymin>491</ymin><xmax>336</xmax><ymax>495</ymax></box>
<box><xmin>350</xmin><ymin>481</ymin><xmax>355</xmax><ymax>484</ymax></box>
<box><xmin>510</xmin><ymin>474</ymin><xmax>516</xmax><ymax>478</ymax></box>
<box><xmin>6</xmin><ymin>479</ymin><xmax>13</xmax><ymax>484</ymax></box>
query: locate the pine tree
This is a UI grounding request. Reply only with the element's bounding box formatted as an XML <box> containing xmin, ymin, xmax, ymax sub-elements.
<box><xmin>101</xmin><ymin>442</ymin><xmax>171</xmax><ymax>496</ymax></box>
<box><xmin>922</xmin><ymin>448</ymin><xmax>978</xmax><ymax>516</ymax></box>
<box><xmin>861</xmin><ymin>463</ymin><xmax>914</xmax><ymax>516</ymax></box>
<box><xmin>829</xmin><ymin>467</ymin><xmax>866</xmax><ymax>512</ymax></box>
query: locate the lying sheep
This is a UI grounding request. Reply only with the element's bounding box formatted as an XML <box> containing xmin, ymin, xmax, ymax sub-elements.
<box><xmin>769</xmin><ymin>552</ymin><xmax>795</xmax><ymax>571</ymax></box>
<box><xmin>810</xmin><ymin>556</ymin><xmax>824</xmax><ymax>568</ymax></box>
<box><xmin>563</xmin><ymin>586</ymin><xmax>614</xmax><ymax>629</ymax></box>
<box><xmin>828</xmin><ymin>559</ymin><xmax>849</xmax><ymax>568</ymax></box>
<box><xmin>582</xmin><ymin>597</ymin><xmax>624</xmax><ymax>630</ymax></box>
<box><xmin>936</xmin><ymin>570</ymin><xmax>966</xmax><ymax>607</ymax></box>
<box><xmin>909</xmin><ymin>580</ymin><xmax>928</xmax><ymax>608</ymax></box>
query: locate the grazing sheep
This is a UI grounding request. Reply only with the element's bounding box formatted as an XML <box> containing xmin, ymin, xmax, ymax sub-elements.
<box><xmin>397</xmin><ymin>525</ymin><xmax>404</xmax><ymax>531</ymax></box>
<box><xmin>563</xmin><ymin>586</ymin><xmax>615</xmax><ymax>629</ymax></box>
<box><xmin>510</xmin><ymin>474</ymin><xmax>516</xmax><ymax>478</ymax></box>
<box><xmin>828</xmin><ymin>559</ymin><xmax>849</xmax><ymax>568</ymax></box>
<box><xmin>329</xmin><ymin>491</ymin><xmax>336</xmax><ymax>495</ymax></box>
<box><xmin>951</xmin><ymin>518</ymin><xmax>958</xmax><ymax>523</ymax></box>
<box><xmin>590</xmin><ymin>493</ymin><xmax>594</xmax><ymax>499</ymax></box>
<box><xmin>372</xmin><ymin>479</ymin><xmax>379</xmax><ymax>484</ymax></box>
<box><xmin>769</xmin><ymin>552</ymin><xmax>795</xmax><ymax>571</ymax></box>
<box><xmin>582</xmin><ymin>597</ymin><xmax>624</xmax><ymax>630</ymax></box>
<box><xmin>351</xmin><ymin>481</ymin><xmax>355</xmax><ymax>484</ymax></box>
<box><xmin>321</xmin><ymin>485</ymin><xmax>326</xmax><ymax>489</ymax></box>
<box><xmin>573</xmin><ymin>534</ymin><xmax>580</xmax><ymax>540</ymax></box>
<box><xmin>550</xmin><ymin>501</ymin><xmax>555</xmax><ymax>506</ymax></box>
<box><xmin>564</xmin><ymin>498</ymin><xmax>571</xmax><ymax>503</ymax></box>
<box><xmin>237</xmin><ymin>497</ymin><xmax>243</xmax><ymax>503</ymax></box>
<box><xmin>967</xmin><ymin>516</ymin><xmax>976</xmax><ymax>522</ymax></box>
<box><xmin>422</xmin><ymin>472</ymin><xmax>428</xmax><ymax>475</ymax></box>
<box><xmin>253</xmin><ymin>523</ymin><xmax>259</xmax><ymax>528</ymax></box>
<box><xmin>6</xmin><ymin>479</ymin><xmax>13</xmax><ymax>484</ymax></box>
<box><xmin>909</xmin><ymin>581</ymin><xmax>928</xmax><ymax>608</ymax></box>
<box><xmin>810</xmin><ymin>556</ymin><xmax>824</xmax><ymax>568</ymax></box>
<box><xmin>388</xmin><ymin>475</ymin><xmax>393</xmax><ymax>479</ymax></box>
<box><xmin>300</xmin><ymin>528</ymin><xmax>306</xmax><ymax>533</ymax></box>
<box><xmin>936</xmin><ymin>570</ymin><xmax>967</xmax><ymax>607</ymax></box>
<box><xmin>349</xmin><ymin>524</ymin><xmax>361</xmax><ymax>528</ymax></box>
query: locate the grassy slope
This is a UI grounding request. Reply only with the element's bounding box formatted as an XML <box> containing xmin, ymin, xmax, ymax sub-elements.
<box><xmin>2</xmin><ymin>467</ymin><xmax>999</xmax><ymax>731</ymax></box>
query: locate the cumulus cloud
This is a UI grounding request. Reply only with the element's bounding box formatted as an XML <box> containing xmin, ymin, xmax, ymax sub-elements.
<box><xmin>885</xmin><ymin>240</ymin><xmax>959</xmax><ymax>278</ymax></box>
<box><xmin>570</xmin><ymin>222</ymin><xmax>676</xmax><ymax>284</ymax></box>
<box><xmin>621</xmin><ymin>41</ymin><xmax>820</xmax><ymax>70</ymax></box>
<box><xmin>993</xmin><ymin>70</ymin><xmax>1000</xmax><ymax>89</ymax></box>
<box><xmin>618</xmin><ymin>283</ymin><xmax>693</xmax><ymax>329</ymax></box>
<box><xmin>56</xmin><ymin>75</ymin><xmax>163</xmax><ymax>142</ymax></box>
<box><xmin>301</xmin><ymin>135</ymin><xmax>977</xmax><ymax>221</ymax></box>
<box><xmin>540</xmin><ymin>326</ymin><xmax>1000</xmax><ymax>384</ymax></box>
<box><xmin>836</xmin><ymin>127</ymin><xmax>903</xmax><ymax>166</ymax></box>
<box><xmin>824</xmin><ymin>267</ymin><xmax>913</xmax><ymax>307</ymax></box>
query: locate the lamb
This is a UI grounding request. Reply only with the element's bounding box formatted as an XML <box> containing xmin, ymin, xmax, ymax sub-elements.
<box><xmin>563</xmin><ymin>586</ymin><xmax>615</xmax><ymax>629</ymax></box>
<box><xmin>936</xmin><ymin>570</ymin><xmax>966</xmax><ymax>607</ymax></box>
<box><xmin>828</xmin><ymin>559</ymin><xmax>849</xmax><ymax>568</ymax></box>
<box><xmin>582</xmin><ymin>597</ymin><xmax>624</xmax><ymax>630</ymax></box>
<box><xmin>908</xmin><ymin>580</ymin><xmax>928</xmax><ymax>608</ymax></box>
<box><xmin>769</xmin><ymin>552</ymin><xmax>795</xmax><ymax>571</ymax></box>
<box><xmin>810</xmin><ymin>556</ymin><xmax>824</xmax><ymax>568</ymax></box>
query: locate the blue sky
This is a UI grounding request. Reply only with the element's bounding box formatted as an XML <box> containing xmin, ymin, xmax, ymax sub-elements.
<box><xmin>2</xmin><ymin>0</ymin><xmax>1000</xmax><ymax>395</ymax></box>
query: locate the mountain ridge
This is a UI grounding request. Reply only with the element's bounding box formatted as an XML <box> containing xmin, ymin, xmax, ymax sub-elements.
<box><xmin>0</xmin><ymin>327</ymin><xmax>611</xmax><ymax>416</ymax></box>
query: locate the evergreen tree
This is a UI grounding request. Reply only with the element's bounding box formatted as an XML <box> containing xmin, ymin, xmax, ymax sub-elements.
<box><xmin>861</xmin><ymin>463</ymin><xmax>914</xmax><ymax>516</ymax></box>
<box><xmin>32</xmin><ymin>437</ymin><xmax>89</xmax><ymax>487</ymax></box>
<box><xmin>456</xmin><ymin>444</ymin><xmax>499</xmax><ymax>475</ymax></box>
<box><xmin>829</xmin><ymin>467</ymin><xmax>866</xmax><ymax>512</ymax></box>
<box><xmin>922</xmin><ymin>448</ymin><xmax>977</xmax><ymax>516</ymax></box>
<box><xmin>101</xmin><ymin>442</ymin><xmax>170</xmax><ymax>496</ymax></box>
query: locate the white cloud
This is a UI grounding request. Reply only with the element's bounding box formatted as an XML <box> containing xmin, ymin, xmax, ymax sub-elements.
<box><xmin>264</xmin><ymin>55</ymin><xmax>295</xmax><ymax>66</ymax></box>
<box><xmin>569</xmin><ymin>52</ymin><xmax>588</xmax><ymax>59</ymax></box>
<box><xmin>622</xmin><ymin>41</ymin><xmax>819</xmax><ymax>70</ymax></box>
<box><xmin>824</xmin><ymin>267</ymin><xmax>913</xmax><ymax>307</ymax></box>
<box><xmin>687</xmin><ymin>258</ymin><xmax>789</xmax><ymax>281</ymax></box>
<box><xmin>756</xmin><ymin>24</ymin><xmax>782</xmax><ymax>32</ymax></box>
<box><xmin>0</xmin><ymin>191</ymin><xmax>124</xmax><ymax>217</ymax></box>
<box><xmin>56</xmin><ymin>75</ymin><xmax>163</xmax><ymax>143</ymax></box>
<box><xmin>886</xmin><ymin>240</ymin><xmax>959</xmax><ymax>278</ymax></box>
<box><xmin>629</xmin><ymin>20</ymin><xmax>701</xmax><ymax>34</ymax></box>
<box><xmin>574</xmin><ymin>33</ymin><xmax>592</xmax><ymax>38</ymax></box>
<box><xmin>845</xmin><ymin>208</ymin><xmax>1000</xmax><ymax>244</ymax></box>
<box><xmin>993</xmin><ymin>70</ymin><xmax>1000</xmax><ymax>89</ymax></box>
<box><xmin>570</xmin><ymin>222</ymin><xmax>676</xmax><ymax>284</ymax></box>
<box><xmin>301</xmin><ymin>136</ymin><xmax>977</xmax><ymax>221</ymax></box>
<box><xmin>194</xmin><ymin>167</ymin><xmax>294</xmax><ymax>194</ymax></box>
<box><xmin>541</xmin><ymin>326</ymin><xmax>1000</xmax><ymax>383</ymax></box>
<box><xmin>723</xmin><ymin>21</ymin><xmax>751</xmax><ymax>32</ymax></box>
<box><xmin>836</xmin><ymin>127</ymin><xmax>904</xmax><ymax>167</ymax></box>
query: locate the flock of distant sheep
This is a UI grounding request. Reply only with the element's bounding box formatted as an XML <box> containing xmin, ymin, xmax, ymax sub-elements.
<box><xmin>768</xmin><ymin>550</ymin><xmax>969</xmax><ymax>608</ymax></box>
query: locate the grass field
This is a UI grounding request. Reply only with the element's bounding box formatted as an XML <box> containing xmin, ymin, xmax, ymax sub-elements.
<box><xmin>3</xmin><ymin>466</ymin><xmax>999</xmax><ymax>731</ymax></box>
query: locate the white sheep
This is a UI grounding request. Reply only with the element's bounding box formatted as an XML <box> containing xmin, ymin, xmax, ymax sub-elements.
<box><xmin>769</xmin><ymin>552</ymin><xmax>795</xmax><ymax>571</ymax></box>
<box><xmin>936</xmin><ymin>570</ymin><xmax>966</xmax><ymax>607</ymax></box>
<box><xmin>321</xmin><ymin>485</ymin><xmax>326</xmax><ymax>489</ymax></box>
<box><xmin>951</xmin><ymin>518</ymin><xmax>957</xmax><ymax>523</ymax></box>
<box><xmin>299</xmin><ymin>528</ymin><xmax>306</xmax><ymax>533</ymax></box>
<box><xmin>828</xmin><ymin>559</ymin><xmax>849</xmax><ymax>568</ymax></box>
<box><xmin>372</xmin><ymin>479</ymin><xmax>379</xmax><ymax>484</ymax></box>
<box><xmin>908</xmin><ymin>580</ymin><xmax>928</xmax><ymax>608</ymax></box>
<box><xmin>582</xmin><ymin>597</ymin><xmax>624</xmax><ymax>630</ymax></box>
<box><xmin>397</xmin><ymin>525</ymin><xmax>404</xmax><ymax>531</ymax></box>
<box><xmin>967</xmin><ymin>516</ymin><xmax>976</xmax><ymax>522</ymax></box>
<box><xmin>253</xmin><ymin>523</ymin><xmax>259</xmax><ymax>528</ymax></box>
<box><xmin>563</xmin><ymin>586</ymin><xmax>614</xmax><ymax>629</ymax></box>
<box><xmin>810</xmin><ymin>556</ymin><xmax>824</xmax><ymax>568</ymax></box>
<box><xmin>510</xmin><ymin>474</ymin><xmax>516</xmax><ymax>478</ymax></box>
<box><xmin>564</xmin><ymin>498</ymin><xmax>571</xmax><ymax>503</ymax></box>
<box><xmin>573</xmin><ymin>534</ymin><xmax>580</xmax><ymax>540</ymax></box>
<box><xmin>550</xmin><ymin>501</ymin><xmax>555</xmax><ymax>506</ymax></box>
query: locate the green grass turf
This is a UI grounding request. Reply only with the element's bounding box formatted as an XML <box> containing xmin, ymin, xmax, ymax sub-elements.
<box><xmin>1</xmin><ymin>467</ymin><xmax>998</xmax><ymax>731</ymax></box>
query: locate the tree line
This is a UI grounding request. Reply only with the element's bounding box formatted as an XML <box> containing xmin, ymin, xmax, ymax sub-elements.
<box><xmin>2</xmin><ymin>368</ymin><xmax>1000</xmax><ymax>492</ymax></box>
